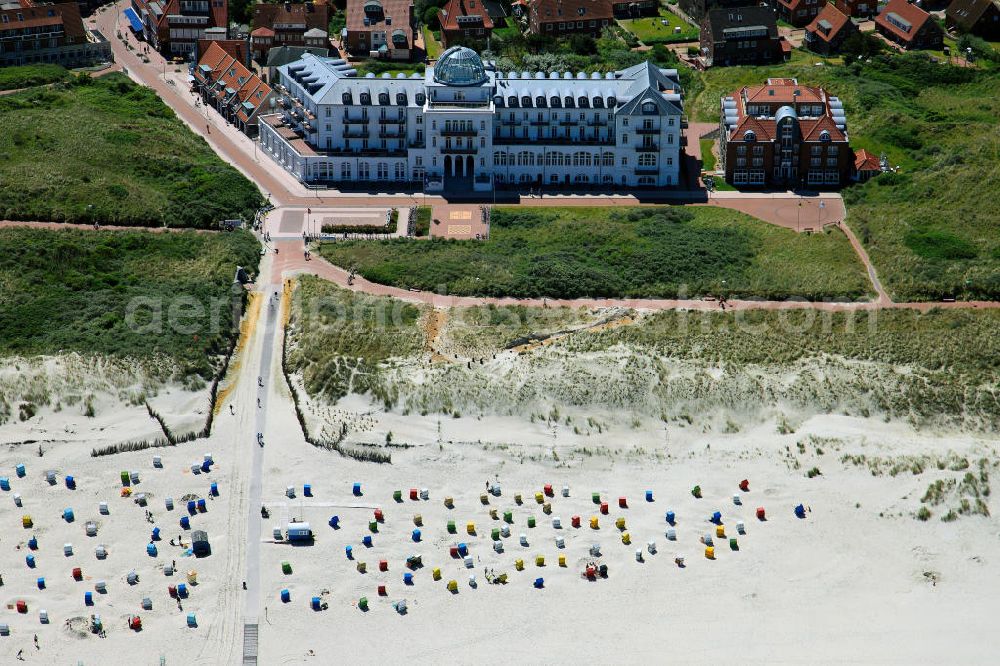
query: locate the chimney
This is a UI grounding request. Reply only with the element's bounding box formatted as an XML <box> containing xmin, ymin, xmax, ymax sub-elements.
<box><xmin>284</xmin><ymin>2</ymin><xmax>291</xmax><ymax>11</ymax></box>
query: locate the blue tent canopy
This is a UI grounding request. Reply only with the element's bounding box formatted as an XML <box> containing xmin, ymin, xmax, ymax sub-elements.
<box><xmin>123</xmin><ymin>8</ymin><xmax>143</xmax><ymax>32</ymax></box>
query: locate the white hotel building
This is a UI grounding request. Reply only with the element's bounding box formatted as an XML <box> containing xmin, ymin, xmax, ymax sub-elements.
<box><xmin>259</xmin><ymin>46</ymin><xmax>684</xmax><ymax>192</ymax></box>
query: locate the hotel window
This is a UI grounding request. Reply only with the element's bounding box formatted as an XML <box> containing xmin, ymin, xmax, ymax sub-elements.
<box><xmin>753</xmin><ymin>145</ymin><xmax>763</xmax><ymax>155</ymax></box>
<box><xmin>811</xmin><ymin>146</ymin><xmax>822</xmax><ymax>156</ymax></box>
<box><xmin>737</xmin><ymin>145</ymin><xmax>747</xmax><ymax>155</ymax></box>
<box><xmin>668</xmin><ymin>118</ymin><xmax>674</xmax><ymax>126</ymax></box>
<box><xmin>829</xmin><ymin>146</ymin><xmax>838</xmax><ymax>155</ymax></box>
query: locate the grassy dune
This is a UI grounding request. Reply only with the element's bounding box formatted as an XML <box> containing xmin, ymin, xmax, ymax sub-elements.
<box><xmin>288</xmin><ymin>282</ymin><xmax>1000</xmax><ymax>429</ymax></box>
<box><xmin>321</xmin><ymin>206</ymin><xmax>869</xmax><ymax>301</ymax></box>
<box><xmin>0</xmin><ymin>74</ymin><xmax>263</xmax><ymax>227</ymax></box>
<box><xmin>0</xmin><ymin>228</ymin><xmax>260</xmax><ymax>379</ymax></box>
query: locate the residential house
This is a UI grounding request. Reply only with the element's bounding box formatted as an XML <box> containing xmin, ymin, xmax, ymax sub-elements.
<box><xmin>875</xmin><ymin>0</ymin><xmax>943</xmax><ymax>49</ymax></box>
<box><xmin>526</xmin><ymin>0</ymin><xmax>613</xmax><ymax>38</ymax></box>
<box><xmin>830</xmin><ymin>0</ymin><xmax>877</xmax><ymax>18</ymax></box>
<box><xmin>251</xmin><ymin>0</ymin><xmax>329</xmax><ymax>62</ymax></box>
<box><xmin>258</xmin><ymin>47</ymin><xmax>685</xmax><ymax>190</ymax></box>
<box><xmin>129</xmin><ymin>0</ymin><xmax>228</xmax><ymax>60</ymax></box>
<box><xmin>678</xmin><ymin>0</ymin><xmax>750</xmax><ymax>22</ymax></box>
<box><xmin>0</xmin><ymin>0</ymin><xmax>111</xmax><ymax>67</ymax></box>
<box><xmin>700</xmin><ymin>6</ymin><xmax>786</xmax><ymax>67</ymax></box>
<box><xmin>438</xmin><ymin>0</ymin><xmax>493</xmax><ymax>48</ymax></box>
<box><xmin>803</xmin><ymin>4</ymin><xmax>857</xmax><ymax>54</ymax></box>
<box><xmin>611</xmin><ymin>0</ymin><xmax>658</xmax><ymax>19</ymax></box>
<box><xmin>193</xmin><ymin>40</ymin><xmax>274</xmax><ymax>135</ymax></box>
<box><xmin>344</xmin><ymin>0</ymin><xmax>414</xmax><ymax>59</ymax></box>
<box><xmin>946</xmin><ymin>0</ymin><xmax>1000</xmax><ymax>39</ymax></box>
<box><xmin>719</xmin><ymin>77</ymin><xmax>854</xmax><ymax>188</ymax></box>
<box><xmin>853</xmin><ymin>148</ymin><xmax>882</xmax><ymax>181</ymax></box>
<box><xmin>775</xmin><ymin>0</ymin><xmax>824</xmax><ymax>28</ymax></box>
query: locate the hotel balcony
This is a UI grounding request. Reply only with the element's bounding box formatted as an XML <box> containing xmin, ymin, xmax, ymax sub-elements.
<box><xmin>440</xmin><ymin>145</ymin><xmax>477</xmax><ymax>154</ymax></box>
<box><xmin>343</xmin><ymin>129</ymin><xmax>369</xmax><ymax>138</ymax></box>
<box><xmin>440</xmin><ymin>127</ymin><xmax>478</xmax><ymax>135</ymax></box>
<box><xmin>636</xmin><ymin>144</ymin><xmax>659</xmax><ymax>152</ymax></box>
<box><xmin>343</xmin><ymin>116</ymin><xmax>369</xmax><ymax>124</ymax></box>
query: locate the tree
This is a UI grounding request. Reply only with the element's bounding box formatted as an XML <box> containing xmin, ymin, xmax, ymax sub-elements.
<box><xmin>568</xmin><ymin>34</ymin><xmax>597</xmax><ymax>56</ymax></box>
<box><xmin>839</xmin><ymin>31</ymin><xmax>883</xmax><ymax>61</ymax></box>
<box><xmin>422</xmin><ymin>4</ymin><xmax>442</xmax><ymax>29</ymax></box>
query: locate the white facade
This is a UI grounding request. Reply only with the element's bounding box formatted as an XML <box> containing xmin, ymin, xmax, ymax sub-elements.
<box><xmin>259</xmin><ymin>47</ymin><xmax>684</xmax><ymax>192</ymax></box>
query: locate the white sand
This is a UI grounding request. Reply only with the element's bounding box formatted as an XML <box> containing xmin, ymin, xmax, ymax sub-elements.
<box><xmin>0</xmin><ymin>314</ymin><xmax>996</xmax><ymax>664</ymax></box>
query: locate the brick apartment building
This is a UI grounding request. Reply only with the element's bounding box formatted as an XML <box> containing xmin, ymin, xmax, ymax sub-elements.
<box><xmin>344</xmin><ymin>0</ymin><xmax>414</xmax><ymax>59</ymax></box>
<box><xmin>437</xmin><ymin>0</ymin><xmax>493</xmax><ymax>48</ymax></box>
<box><xmin>700</xmin><ymin>6</ymin><xmax>785</xmax><ymax>67</ymax></box>
<box><xmin>0</xmin><ymin>0</ymin><xmax>111</xmax><ymax>66</ymax></box>
<box><xmin>526</xmin><ymin>0</ymin><xmax>612</xmax><ymax>38</ymax></box>
<box><xmin>719</xmin><ymin>77</ymin><xmax>854</xmax><ymax>188</ymax></box>
<box><xmin>251</xmin><ymin>0</ymin><xmax>329</xmax><ymax>62</ymax></box>
<box><xmin>128</xmin><ymin>0</ymin><xmax>228</xmax><ymax>60</ymax></box>
<box><xmin>875</xmin><ymin>0</ymin><xmax>942</xmax><ymax>49</ymax></box>
<box><xmin>775</xmin><ymin>0</ymin><xmax>824</xmax><ymax>28</ymax></box>
<box><xmin>193</xmin><ymin>39</ymin><xmax>274</xmax><ymax>135</ymax></box>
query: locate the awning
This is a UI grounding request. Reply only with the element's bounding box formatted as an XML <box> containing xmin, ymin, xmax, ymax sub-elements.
<box><xmin>123</xmin><ymin>7</ymin><xmax>143</xmax><ymax>32</ymax></box>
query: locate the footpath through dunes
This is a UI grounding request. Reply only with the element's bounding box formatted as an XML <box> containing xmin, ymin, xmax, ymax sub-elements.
<box><xmin>273</xmin><ymin>237</ymin><xmax>1000</xmax><ymax>312</ymax></box>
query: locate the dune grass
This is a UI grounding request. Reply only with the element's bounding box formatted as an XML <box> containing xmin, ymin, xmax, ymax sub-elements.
<box><xmin>0</xmin><ymin>74</ymin><xmax>263</xmax><ymax>228</ymax></box>
<box><xmin>0</xmin><ymin>228</ymin><xmax>260</xmax><ymax>379</ymax></box>
<box><xmin>320</xmin><ymin>206</ymin><xmax>870</xmax><ymax>301</ymax></box>
<box><xmin>0</xmin><ymin>64</ymin><xmax>71</xmax><ymax>91</ymax></box>
<box><xmin>286</xmin><ymin>275</ymin><xmax>423</xmax><ymax>405</ymax></box>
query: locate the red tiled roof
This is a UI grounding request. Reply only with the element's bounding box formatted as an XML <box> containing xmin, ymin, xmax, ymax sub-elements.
<box><xmin>438</xmin><ymin>0</ymin><xmax>494</xmax><ymax>31</ymax></box>
<box><xmin>195</xmin><ymin>42</ymin><xmax>273</xmax><ymax>123</ymax></box>
<box><xmin>251</xmin><ymin>26</ymin><xmax>275</xmax><ymax>37</ymax></box>
<box><xmin>854</xmin><ymin>148</ymin><xmax>880</xmax><ymax>171</ymax></box>
<box><xmin>876</xmin><ymin>0</ymin><xmax>931</xmax><ymax>42</ymax></box>
<box><xmin>346</xmin><ymin>0</ymin><xmax>413</xmax><ymax>36</ymax></box>
<box><xmin>777</xmin><ymin>0</ymin><xmax>805</xmax><ymax>11</ymax></box>
<box><xmin>805</xmin><ymin>4</ymin><xmax>851</xmax><ymax>43</ymax></box>
<box><xmin>744</xmin><ymin>79</ymin><xmax>824</xmax><ymax>104</ymax></box>
<box><xmin>254</xmin><ymin>0</ymin><xmax>331</xmax><ymax>32</ymax></box>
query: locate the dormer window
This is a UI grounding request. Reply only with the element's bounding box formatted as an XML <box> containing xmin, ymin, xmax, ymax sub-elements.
<box><xmin>379</xmin><ymin>92</ymin><xmax>389</xmax><ymax>105</ymax></box>
<box><xmin>415</xmin><ymin>92</ymin><xmax>426</xmax><ymax>104</ymax></box>
<box><xmin>342</xmin><ymin>92</ymin><xmax>352</xmax><ymax>104</ymax></box>
<box><xmin>642</xmin><ymin>101</ymin><xmax>656</xmax><ymax>114</ymax></box>
<box><xmin>743</xmin><ymin>130</ymin><xmax>756</xmax><ymax>142</ymax></box>
<box><xmin>396</xmin><ymin>92</ymin><xmax>407</xmax><ymax>105</ymax></box>
<box><xmin>360</xmin><ymin>92</ymin><xmax>371</xmax><ymax>104</ymax></box>
<box><xmin>819</xmin><ymin>129</ymin><xmax>831</xmax><ymax>142</ymax></box>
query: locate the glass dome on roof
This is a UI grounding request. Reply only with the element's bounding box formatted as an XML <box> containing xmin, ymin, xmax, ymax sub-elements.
<box><xmin>433</xmin><ymin>47</ymin><xmax>488</xmax><ymax>86</ymax></box>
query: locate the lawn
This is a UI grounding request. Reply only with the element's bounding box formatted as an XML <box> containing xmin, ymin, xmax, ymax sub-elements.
<box><xmin>619</xmin><ymin>8</ymin><xmax>699</xmax><ymax>45</ymax></box>
<box><xmin>0</xmin><ymin>228</ymin><xmax>260</xmax><ymax>379</ymax></box>
<box><xmin>0</xmin><ymin>64</ymin><xmax>71</xmax><ymax>91</ymax></box>
<box><xmin>0</xmin><ymin>74</ymin><xmax>263</xmax><ymax>228</ymax></box>
<box><xmin>320</xmin><ymin>206</ymin><xmax>870</xmax><ymax>300</ymax></box>
<box><xmin>423</xmin><ymin>26</ymin><xmax>443</xmax><ymax>59</ymax></box>
<box><xmin>700</xmin><ymin>138</ymin><xmax>716</xmax><ymax>172</ymax></box>
<box><xmin>688</xmin><ymin>53</ymin><xmax>1000</xmax><ymax>301</ymax></box>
